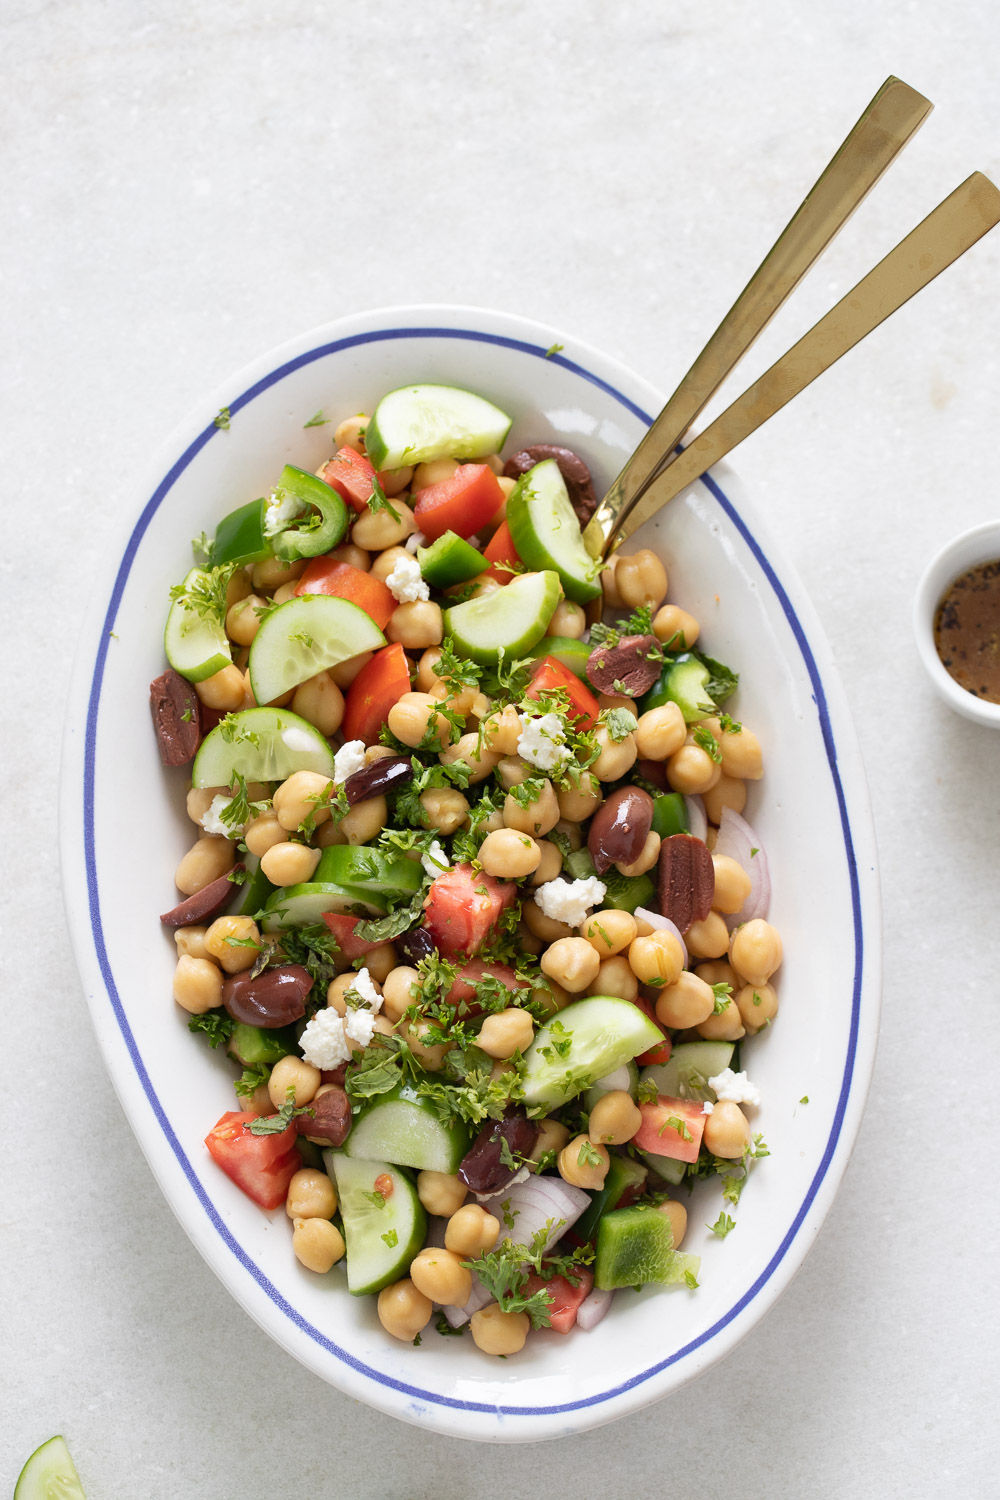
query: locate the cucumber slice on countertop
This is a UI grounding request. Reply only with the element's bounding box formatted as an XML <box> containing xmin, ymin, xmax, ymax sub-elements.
<box><xmin>14</xmin><ymin>1435</ymin><xmax>87</xmax><ymax>1500</ymax></box>
<box><xmin>260</xmin><ymin>881</ymin><xmax>386</xmax><ymax>932</ymax></box>
<box><xmin>417</xmin><ymin>531</ymin><xmax>488</xmax><ymax>588</ymax></box>
<box><xmin>164</xmin><ymin>567</ymin><xmax>233</xmax><ymax>683</ymax></box>
<box><xmin>595</xmin><ymin>1204</ymin><xmax>700</xmax><ymax>1290</ymax></box>
<box><xmin>193</xmin><ymin>707</ymin><xmax>335</xmax><ymax>789</ymax></box>
<box><xmin>343</xmin><ymin>1087</ymin><xmax>472</xmax><ymax>1173</ymax></box>
<box><xmin>364</xmin><ymin>384</ymin><xmax>512</xmax><ymax>472</ymax></box>
<box><xmin>324</xmin><ymin>1153</ymin><xmax>427</xmax><ymax>1295</ymax></box>
<box><xmin>527</xmin><ymin>635</ymin><xmax>594</xmax><ymax>680</ymax></box>
<box><xmin>506</xmin><ymin>459</ymin><xmax>602</xmax><ymax>604</ymax></box>
<box><xmin>315</xmin><ymin>845</ymin><xmax>423</xmax><ymax>901</ymax></box>
<box><xmin>522</xmin><ymin>996</ymin><xmax>665</xmax><ymax>1112</ymax></box>
<box><xmin>248</xmin><ymin>595</ymin><xmax>386</xmax><ymax>706</ymax></box>
<box><xmin>444</xmin><ymin>569</ymin><xmax>561</xmax><ymax>665</ymax></box>
<box><xmin>640</xmin><ymin>1041</ymin><xmax>734</xmax><ymax>1102</ymax></box>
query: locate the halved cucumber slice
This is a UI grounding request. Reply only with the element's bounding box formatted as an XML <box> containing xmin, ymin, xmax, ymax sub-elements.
<box><xmin>506</xmin><ymin>459</ymin><xmax>603</xmax><ymax>604</ymax></box>
<box><xmin>583</xmin><ymin>1058</ymin><xmax>640</xmax><ymax>1112</ymax></box>
<box><xmin>164</xmin><ymin>567</ymin><xmax>232</xmax><ymax>683</ymax></box>
<box><xmin>324</xmin><ymin>1153</ymin><xmax>427</xmax><ymax>1295</ymax></box>
<box><xmin>343</xmin><ymin>1087</ymin><xmax>471</xmax><ymax>1173</ymax></box>
<box><xmin>316</xmin><ymin>845</ymin><xmax>423</xmax><ymax>901</ymax></box>
<box><xmin>248</xmin><ymin>595</ymin><xmax>386</xmax><ymax>705</ymax></box>
<box><xmin>192</xmin><ymin>707</ymin><xmax>335</xmax><ymax>789</ymax></box>
<box><xmin>638</xmin><ymin>1149</ymin><xmax>687</xmax><ymax>1187</ymax></box>
<box><xmin>444</xmin><ymin>569</ymin><xmax>561</xmax><ymax>665</ymax></box>
<box><xmin>527</xmin><ymin>635</ymin><xmax>594</xmax><ymax>680</ymax></box>
<box><xmin>522</xmin><ymin>996</ymin><xmax>665</xmax><ymax>1112</ymax></box>
<box><xmin>14</xmin><ymin>1435</ymin><xmax>86</xmax><ymax>1500</ymax></box>
<box><xmin>640</xmin><ymin>1041</ymin><xmax>734</xmax><ymax>1102</ymax></box>
<box><xmin>260</xmin><ymin>881</ymin><xmax>386</xmax><ymax>932</ymax></box>
<box><xmin>364</xmin><ymin>384</ymin><xmax>512</xmax><ymax>472</ymax></box>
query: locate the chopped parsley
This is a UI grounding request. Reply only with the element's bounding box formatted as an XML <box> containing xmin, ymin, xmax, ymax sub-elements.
<box><xmin>693</xmin><ymin>725</ymin><xmax>722</xmax><ymax>763</ymax></box>
<box><xmin>187</xmin><ymin>1011</ymin><xmax>235</xmax><ymax>1048</ymax></box>
<box><xmin>544</xmin><ymin>343</ymin><xmax>564</xmax><ymax>358</ymax></box>
<box><xmin>213</xmin><ymin>406</ymin><xmax>231</xmax><ymax>430</ymax></box>
<box><xmin>366</xmin><ymin>474</ymin><xmax>401</xmax><ymax>522</ymax></box>
<box><xmin>708</xmin><ymin>1211</ymin><xmax>736</xmax><ymax>1239</ymax></box>
<box><xmin>304</xmin><ymin>410</ymin><xmax>329</xmax><ymax>427</ymax></box>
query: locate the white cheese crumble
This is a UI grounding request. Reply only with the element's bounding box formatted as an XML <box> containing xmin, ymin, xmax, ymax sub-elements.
<box><xmin>534</xmin><ymin>875</ymin><xmax>607</xmax><ymax>928</ymax></box>
<box><xmin>701</xmin><ymin>1100</ymin><xmax>715</xmax><ymax>1115</ymax></box>
<box><xmin>344</xmin><ymin>1006</ymin><xmax>377</xmax><ymax>1047</ymax></box>
<box><xmin>349</xmin><ymin>966</ymin><xmax>383</xmax><ymax>1013</ymax></box>
<box><xmin>708</xmin><ymin>1068</ymin><xmax>761</xmax><ymax>1107</ymax></box>
<box><xmin>264</xmin><ymin>488</ymin><xmax>302</xmax><ymax>536</ymax></box>
<box><xmin>299</xmin><ymin>1009</ymin><xmax>351</xmax><ymax>1069</ymax></box>
<box><xmin>385</xmin><ymin>553</ymin><xmax>430</xmax><ymax>603</ymax></box>
<box><xmin>201</xmin><ymin>793</ymin><xmax>238</xmax><ymax>838</ymax></box>
<box><xmin>517</xmin><ymin>712</ymin><xmax>571</xmax><ymax>772</ymax></box>
<box><xmin>333</xmin><ymin>739</ymin><xmax>366</xmax><ymax>782</ymax></box>
<box><xmin>422</xmin><ymin>839</ymin><xmax>452</xmax><ymax>878</ymax></box>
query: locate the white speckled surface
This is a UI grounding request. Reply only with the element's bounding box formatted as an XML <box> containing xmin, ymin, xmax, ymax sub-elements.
<box><xmin>5</xmin><ymin>1</ymin><xmax>1000</xmax><ymax>1494</ymax></box>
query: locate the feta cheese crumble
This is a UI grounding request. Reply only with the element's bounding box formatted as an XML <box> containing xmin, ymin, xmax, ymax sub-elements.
<box><xmin>263</xmin><ymin>487</ymin><xmax>302</xmax><ymax>536</ymax></box>
<box><xmin>349</xmin><ymin>966</ymin><xmax>383</xmax><ymax>1013</ymax></box>
<box><xmin>201</xmin><ymin>793</ymin><xmax>238</xmax><ymax>838</ymax></box>
<box><xmin>707</xmin><ymin>1068</ymin><xmax>761</xmax><ymax>1107</ymax></box>
<box><xmin>385</xmin><ymin>553</ymin><xmax>430</xmax><ymax>603</ymax></box>
<box><xmin>333</xmin><ymin>739</ymin><xmax>366</xmax><ymax>782</ymax></box>
<box><xmin>422</xmin><ymin>839</ymin><xmax>451</xmax><ymax>878</ymax></box>
<box><xmin>345</xmin><ymin>1006</ymin><xmax>377</xmax><ymax>1047</ymax></box>
<box><xmin>517</xmin><ymin>712</ymin><xmax>571</xmax><ymax>772</ymax></box>
<box><xmin>701</xmin><ymin>1100</ymin><xmax>715</xmax><ymax>1115</ymax></box>
<box><xmin>534</xmin><ymin>875</ymin><xmax>607</xmax><ymax>928</ymax></box>
<box><xmin>299</xmin><ymin>1009</ymin><xmax>351</xmax><ymax>1070</ymax></box>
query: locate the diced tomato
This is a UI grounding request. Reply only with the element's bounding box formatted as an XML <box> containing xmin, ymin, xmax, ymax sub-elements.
<box><xmin>482</xmin><ymin>520</ymin><xmax>520</xmax><ymax>584</ymax></box>
<box><xmin>321</xmin><ymin>912</ymin><xmax>386</xmax><ymax>959</ymax></box>
<box><xmin>319</xmin><ymin>446</ymin><xmax>377</xmax><ymax>512</ymax></box>
<box><xmin>341</xmin><ymin>642</ymin><xmax>411</xmax><ymax>744</ymax></box>
<box><xmin>527</xmin><ymin>655</ymin><xmax>600</xmax><ymax>730</ymax></box>
<box><xmin>204</xmin><ymin>1110</ymin><xmax>300</xmax><ymax>1210</ymax></box>
<box><xmin>522</xmin><ymin>1266</ymin><xmax>595</xmax><ymax>1333</ymax></box>
<box><xmin>633</xmin><ymin>996</ymin><xmax>671</xmax><ymax>1065</ymax></box>
<box><xmin>413</xmin><ymin>465</ymin><xmax>505</xmax><ymax>542</ymax></box>
<box><xmin>294</xmin><ymin>559</ymin><xmax>395</xmax><ymax>632</ymax></box>
<box><xmin>423</xmin><ymin>863</ymin><xmax>517</xmax><ymax>956</ymax></box>
<box><xmin>634</xmin><ymin>1094</ymin><xmax>706</xmax><ymax>1164</ymax></box>
<box><xmin>444</xmin><ymin>959</ymin><xmax>529</xmax><ymax>1014</ymax></box>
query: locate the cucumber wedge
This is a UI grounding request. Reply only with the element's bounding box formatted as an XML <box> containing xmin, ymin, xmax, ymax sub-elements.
<box><xmin>192</xmin><ymin>707</ymin><xmax>335</xmax><ymax>789</ymax></box>
<box><xmin>14</xmin><ymin>1436</ymin><xmax>86</xmax><ymax>1500</ymax></box>
<box><xmin>506</xmin><ymin>459</ymin><xmax>602</xmax><ymax>604</ymax></box>
<box><xmin>260</xmin><ymin>881</ymin><xmax>386</xmax><ymax>932</ymax></box>
<box><xmin>164</xmin><ymin>567</ymin><xmax>232</xmax><ymax>683</ymax></box>
<box><xmin>364</xmin><ymin>384</ymin><xmax>512</xmax><ymax>472</ymax></box>
<box><xmin>324</xmin><ymin>1153</ymin><xmax>427</xmax><ymax>1295</ymax></box>
<box><xmin>638</xmin><ymin>1149</ymin><xmax>687</xmax><ymax>1187</ymax></box>
<box><xmin>249</xmin><ymin>596</ymin><xmax>386</xmax><ymax>705</ymax></box>
<box><xmin>343</xmin><ymin>1087</ymin><xmax>471</xmax><ymax>1173</ymax></box>
<box><xmin>522</xmin><ymin>996</ymin><xmax>665</xmax><ymax>1112</ymax></box>
<box><xmin>444</xmin><ymin>569</ymin><xmax>561</xmax><ymax>665</ymax></box>
<box><xmin>528</xmin><ymin>635</ymin><xmax>594</xmax><ymax>680</ymax></box>
<box><xmin>640</xmin><ymin>1041</ymin><xmax>734</xmax><ymax>1102</ymax></box>
<box><xmin>316</xmin><ymin>845</ymin><xmax>423</xmax><ymax>901</ymax></box>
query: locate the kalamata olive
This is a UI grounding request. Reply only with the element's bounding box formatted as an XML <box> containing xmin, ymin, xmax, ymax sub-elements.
<box><xmin>396</xmin><ymin>925</ymin><xmax>437</xmax><ymax>965</ymax></box>
<box><xmin>458</xmin><ymin>1107</ymin><xmax>539</xmax><ymax>1195</ymax></box>
<box><xmin>296</xmin><ymin>1084</ymin><xmax>352</xmax><ymax>1147</ymax></box>
<box><xmin>160</xmin><ymin>867</ymin><xmax>244</xmax><ymax>927</ymax></box>
<box><xmin>149</xmin><ymin>668</ymin><xmax>201</xmax><ymax>766</ymax></box>
<box><xmin>222</xmin><ymin>964</ymin><xmax>313</xmax><ymax>1028</ymax></box>
<box><xmin>342</xmin><ymin>755</ymin><xmax>413</xmax><ymax>806</ymax></box>
<box><xmin>586</xmin><ymin>635</ymin><xmax>662</xmax><ymax>699</ymax></box>
<box><xmin>659</xmin><ymin>833</ymin><xmax>715</xmax><ymax>932</ymax></box>
<box><xmin>503</xmin><ymin>444</ymin><xmax>598</xmax><ymax>526</ymax></box>
<box><xmin>587</xmin><ymin>785</ymin><xmax>655</xmax><ymax>874</ymax></box>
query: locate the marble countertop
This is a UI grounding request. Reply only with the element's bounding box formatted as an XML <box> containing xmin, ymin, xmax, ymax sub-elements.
<box><xmin>5</xmin><ymin>2</ymin><xmax>999</xmax><ymax>1495</ymax></box>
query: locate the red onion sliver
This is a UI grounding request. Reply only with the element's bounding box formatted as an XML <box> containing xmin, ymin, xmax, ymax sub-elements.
<box><xmin>475</xmin><ymin>1176</ymin><xmax>590</xmax><ymax>1251</ymax></box>
<box><xmin>715</xmin><ymin>806</ymin><xmax>771</xmax><ymax>924</ymax></box>
<box><xmin>576</xmin><ymin>1286</ymin><xmax>614</xmax><ymax>1331</ymax></box>
<box><xmin>684</xmin><ymin>794</ymin><xmax>707</xmax><ymax>843</ymax></box>
<box><xmin>634</xmin><ymin>907</ymin><xmax>688</xmax><ymax>966</ymax></box>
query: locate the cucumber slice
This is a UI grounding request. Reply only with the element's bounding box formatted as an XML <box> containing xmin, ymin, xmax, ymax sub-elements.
<box><xmin>527</xmin><ymin>635</ymin><xmax>594</xmax><ymax>680</ymax></box>
<box><xmin>506</xmin><ymin>459</ymin><xmax>602</xmax><ymax>604</ymax></box>
<box><xmin>324</xmin><ymin>1153</ymin><xmax>427</xmax><ymax>1295</ymax></box>
<box><xmin>164</xmin><ymin>568</ymin><xmax>232</xmax><ymax>683</ymax></box>
<box><xmin>343</xmin><ymin>1087</ymin><xmax>471</xmax><ymax>1173</ymax></box>
<box><xmin>522</xmin><ymin>996</ymin><xmax>665</xmax><ymax>1112</ymax></box>
<box><xmin>595</xmin><ymin>1204</ymin><xmax>701</xmax><ymax>1290</ymax></box>
<box><xmin>638</xmin><ymin>1149</ymin><xmax>687</xmax><ymax>1186</ymax></box>
<box><xmin>640</xmin><ymin>1041</ymin><xmax>734</xmax><ymax>1102</ymax></box>
<box><xmin>316</xmin><ymin>845</ymin><xmax>423</xmax><ymax>901</ymax></box>
<box><xmin>573</xmin><ymin>1151</ymin><xmax>648</xmax><ymax>1244</ymax></box>
<box><xmin>14</xmin><ymin>1436</ymin><xmax>86</xmax><ymax>1500</ymax></box>
<box><xmin>234</xmin><ymin>854</ymin><xmax>276</xmax><ymax>918</ymax></box>
<box><xmin>364</xmin><ymin>384</ymin><xmax>512</xmax><ymax>472</ymax></box>
<box><xmin>642</xmin><ymin>655</ymin><xmax>716</xmax><ymax>723</ymax></box>
<box><xmin>583</xmin><ymin>1059</ymin><xmax>639</xmax><ymax>1112</ymax></box>
<box><xmin>260</xmin><ymin>881</ymin><xmax>386</xmax><ymax>932</ymax></box>
<box><xmin>249</xmin><ymin>596</ymin><xmax>386</xmax><ymax>705</ymax></box>
<box><xmin>417</xmin><ymin>531</ymin><xmax>488</xmax><ymax>588</ymax></box>
<box><xmin>192</xmin><ymin>707</ymin><xmax>335</xmax><ymax>789</ymax></box>
<box><xmin>212</xmin><ymin>497</ymin><xmax>271</xmax><ymax>569</ymax></box>
<box><xmin>444</xmin><ymin>569</ymin><xmax>561</xmax><ymax>665</ymax></box>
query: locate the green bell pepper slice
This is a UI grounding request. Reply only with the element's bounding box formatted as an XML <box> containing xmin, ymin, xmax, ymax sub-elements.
<box><xmin>651</xmin><ymin>792</ymin><xmax>688</xmax><ymax>838</ymax></box>
<box><xmin>268</xmin><ymin>465</ymin><xmax>349</xmax><ymax>561</ymax></box>
<box><xmin>212</xmin><ymin>496</ymin><xmax>271</xmax><ymax>568</ymax></box>
<box><xmin>417</xmin><ymin>530</ymin><xmax>488</xmax><ymax>588</ymax></box>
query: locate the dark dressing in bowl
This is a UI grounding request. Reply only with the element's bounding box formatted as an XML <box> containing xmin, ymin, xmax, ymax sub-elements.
<box><xmin>933</xmin><ymin>559</ymin><xmax>1000</xmax><ymax>703</ymax></box>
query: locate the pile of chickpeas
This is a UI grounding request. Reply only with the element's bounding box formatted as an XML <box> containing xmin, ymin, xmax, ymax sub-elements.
<box><xmin>167</xmin><ymin>410</ymin><xmax>783</xmax><ymax>1356</ymax></box>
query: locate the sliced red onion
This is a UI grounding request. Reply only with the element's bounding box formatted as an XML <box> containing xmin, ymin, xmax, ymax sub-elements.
<box><xmin>635</xmin><ymin>907</ymin><xmax>688</xmax><ymax>966</ymax></box>
<box><xmin>714</xmin><ymin>806</ymin><xmax>771</xmax><ymax>924</ymax></box>
<box><xmin>576</xmin><ymin>1286</ymin><xmax>614</xmax><ymax>1331</ymax></box>
<box><xmin>684</xmin><ymin>795</ymin><xmax>707</xmax><ymax>842</ymax></box>
<box><xmin>405</xmin><ymin>529</ymin><xmax>428</xmax><ymax>554</ymax></box>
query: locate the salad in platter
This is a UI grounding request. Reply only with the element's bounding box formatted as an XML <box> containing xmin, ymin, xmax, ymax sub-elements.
<box><xmin>152</xmin><ymin>382</ymin><xmax>780</xmax><ymax>1356</ymax></box>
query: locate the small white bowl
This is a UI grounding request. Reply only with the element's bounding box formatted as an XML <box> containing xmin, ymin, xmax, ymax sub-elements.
<box><xmin>914</xmin><ymin>521</ymin><xmax>1000</xmax><ymax>727</ymax></box>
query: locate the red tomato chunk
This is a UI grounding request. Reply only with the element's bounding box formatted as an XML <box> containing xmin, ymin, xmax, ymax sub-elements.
<box><xmin>527</xmin><ymin>655</ymin><xmax>600</xmax><ymax>730</ymax></box>
<box><xmin>413</xmin><ymin>465</ymin><xmax>505</xmax><ymax>541</ymax></box>
<box><xmin>634</xmin><ymin>1095</ymin><xmax>706</xmax><ymax>1164</ymax></box>
<box><xmin>445</xmin><ymin>959</ymin><xmax>528</xmax><ymax>1013</ymax></box>
<box><xmin>321</xmin><ymin>913</ymin><xmax>387</xmax><ymax>959</ymax></box>
<box><xmin>294</xmin><ymin>559</ymin><xmax>395</xmax><ymax>632</ymax></box>
<box><xmin>319</xmin><ymin>447</ymin><xmax>377</xmax><ymax>512</ymax></box>
<box><xmin>423</xmin><ymin>864</ymin><xmax>517</xmax><ymax>956</ymax></box>
<box><xmin>522</xmin><ymin>1267</ymin><xmax>595</xmax><ymax>1333</ymax></box>
<box><xmin>482</xmin><ymin>520</ymin><xmax>520</xmax><ymax>584</ymax></box>
<box><xmin>341</xmin><ymin>642</ymin><xmax>412</xmax><ymax>744</ymax></box>
<box><xmin>204</xmin><ymin>1110</ymin><xmax>300</xmax><ymax>1210</ymax></box>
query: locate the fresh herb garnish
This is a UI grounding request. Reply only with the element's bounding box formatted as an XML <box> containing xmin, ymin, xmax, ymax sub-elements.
<box><xmin>187</xmin><ymin>1011</ymin><xmax>235</xmax><ymax>1048</ymax></box>
<box><xmin>366</xmin><ymin>474</ymin><xmax>401</xmax><ymax>522</ymax></box>
<box><xmin>708</xmin><ymin>1211</ymin><xmax>736</xmax><ymax>1239</ymax></box>
<box><xmin>213</xmin><ymin>406</ymin><xmax>231</xmax><ymax>430</ymax></box>
<box><xmin>304</xmin><ymin>410</ymin><xmax>329</xmax><ymax>427</ymax></box>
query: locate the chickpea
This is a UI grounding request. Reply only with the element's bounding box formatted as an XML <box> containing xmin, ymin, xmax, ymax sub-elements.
<box><xmin>173</xmin><ymin>925</ymin><xmax>208</xmax><ymax>961</ymax></box>
<box><xmin>532</xmin><ymin>980</ymin><xmax>571</xmax><ymax>1018</ymax></box>
<box><xmin>291</xmin><ymin>671</ymin><xmax>345</xmax><ymax>737</ymax></box>
<box><xmin>503</xmin><ymin>780</ymin><xmax>560</xmax><ymax>837</ymax></box>
<box><xmin>271</xmin><ymin>582</ymin><xmax>299</xmax><ymax>605</ymax></box>
<box><xmin>174</xmin><ymin>835</ymin><xmax>235</xmax><ymax>895</ymax></box>
<box><xmin>329</xmin><ymin>541</ymin><xmax>370</xmax><ymax>571</ymax></box>
<box><xmin>553</xmin><ymin>818</ymin><xmax>582</xmax><ymax>851</ymax></box>
<box><xmin>666</xmin><ymin>742</ymin><xmax>722</xmax><ymax>796</ymax></box>
<box><xmin>225</xmin><ymin>568</ymin><xmax>252</xmax><ymax>609</ymax></box>
<box><xmin>203</xmin><ymin>915</ymin><xmax>261</xmax><ymax>974</ymax></box>
<box><xmin>652</xmin><ymin>603</ymin><xmax>700</xmax><ymax>650</ymax></box>
<box><xmin>370</xmin><ymin>545</ymin><xmax>410</xmax><ymax>583</ymax></box>
<box><xmin>268</xmin><ymin>1054</ymin><xmax>321</xmax><ymax>1109</ymax></box>
<box><xmin>634</xmin><ymin>702</ymin><xmax>687</xmax><ymax>761</ymax></box>
<box><xmin>242</xmin><ymin>808</ymin><xmax>287</xmax><ymax>857</ymax></box>
<box><xmin>730</xmin><ymin>919</ymin><xmax>783</xmax><ymax>987</ymax></box>
<box><xmin>654</xmin><ymin>970</ymin><xmax>716</xmax><ymax>1029</ymax></box>
<box><xmin>702</xmin><ymin>774</ymin><xmax>747</xmax><ymax>825</ymax></box>
<box><xmin>385</xmin><ymin>692</ymin><xmax>444</xmax><ymax>749</ymax></box>
<box><xmin>615</xmin><ymin>548</ymin><xmax>668</xmax><ymax>609</ymax></box>
<box><xmin>588</xmin><ymin>955</ymin><xmax>638</xmax><ymax>1001</ymax></box>
<box><xmin>332</xmin><ymin>414</ymin><xmax>367</xmax><ymax>451</ymax></box>
<box><xmin>588</xmin><ymin>1090</ymin><xmax>642</xmax><ymax>1145</ymax></box>
<box><xmin>541</xmin><ymin>936</ymin><xmax>601</xmax><ymax>993</ymax></box>
<box><xmin>704</xmin><ymin>1100</ymin><xmax>751</xmax><ymax>1159</ymax></box>
<box><xmin>172</xmin><ymin>954</ymin><xmax>223</xmax><ymax>1014</ymax></box>
<box><xmin>479</xmin><ymin>827</ymin><xmax>542</xmax><ymax>879</ymax></box>
<box><xmin>528</xmin><ymin>1117</ymin><xmax>571</xmax><ymax>1166</ymax></box>
<box><xmin>381</xmin><ymin>965</ymin><xmax>419</xmax><ymax>1023</ymax></box>
<box><xmin>186</xmin><ymin>786</ymin><xmax>223</xmax><ymax>826</ymax></box>
<box><xmin>558</xmin><ymin>1134</ymin><xmax>610</xmax><ymax>1189</ymax></box>
<box><xmin>242</xmin><ymin>1081</ymin><xmax>273</xmax><ymax>1115</ymax></box>
<box><xmin>366</xmin><ymin>943</ymin><xmax>399</xmax><ymax>984</ymax></box>
<box><xmin>418</xmin><ymin>1171</ymin><xmax>468</xmax><ymax>1219</ymax></box>
<box><xmin>285</xmin><ymin>1168</ymin><xmax>337</xmax><ymax>1220</ymax></box>
<box><xmin>273</xmin><ymin>771</ymin><xmax>333</xmax><ymax>832</ymax></box>
<box><xmin>397</xmin><ymin>1017</ymin><xmax>448</xmax><ymax>1071</ymax></box>
<box><xmin>600</xmin><ymin>554</ymin><xmax>626</xmax><ymax>610</ymax></box>
<box><xmin>449</xmin><ymin>572</ymin><xmax>499</xmax><ymax>602</ymax></box>
<box><xmin>409</xmin><ymin>1247</ymin><xmax>472</xmax><ymax>1307</ymax></box>
<box><xmin>482</xmin><ymin>704</ymin><xmax>523</xmax><ymax>756</ymax></box>
<box><xmin>315</xmin><ymin>819</ymin><xmax>347</xmax><ymax>849</ymax></box>
<box><xmin>445</xmin><ymin>1203</ymin><xmax>500</xmax><ymax>1257</ymax></box>
<box><xmin>387</xmin><ymin>600</ymin><xmax>444</xmax><ymax>650</ymax></box>
<box><xmin>615</xmin><ymin>830</ymin><xmax>661</xmax><ymax>879</ymax></box>
<box><xmin>470</xmin><ymin>1303</ymin><xmax>529</xmax><ymax>1356</ymax></box>
<box><xmin>226</xmin><ymin>593</ymin><xmax>266</xmax><ymax>646</ymax></box>
<box><xmin>685</xmin><ymin>911</ymin><xmax>730</xmax><ymax>960</ymax></box>
<box><xmin>658</xmin><ymin>1199</ymin><xmax>688</xmax><ymax>1249</ymax></box>
<box><xmin>627</xmin><ymin>930</ymin><xmax>685</xmax><ymax>987</ymax></box>
<box><xmin>419</xmin><ymin>786</ymin><xmax>470</xmax><ymax>835</ymax></box>
<box><xmin>327</xmin><ymin>971</ymin><xmax>383</xmax><ymax>1015</ymax></box>
<box><xmin>261</xmin><ymin>841</ymin><xmax>321</xmax><ymax>887</ymax></box>
<box><xmin>720</xmin><ymin>725</ymin><xmax>763</xmax><ymax>780</ymax></box>
<box><xmin>380</xmin><ymin>465</ymin><xmax>414</xmax><ymax>497</ymax></box>
<box><xmin>194</xmin><ymin>663</ymin><xmax>245</xmax><ymax>712</ymax></box>
<box><xmin>339</xmin><ymin>795</ymin><xmax>387</xmax><ymax>845</ymax></box>
<box><xmin>497</xmin><ymin>755</ymin><xmax>531</xmax><ymax>791</ymax></box>
<box><xmin>591</xmin><ymin>725</ymin><xmax>638</xmax><ymax>782</ymax></box>
<box><xmin>711</xmin><ymin>855</ymin><xmax>752</xmax><ymax>915</ymax></box>
<box><xmin>580</xmin><ymin>908</ymin><xmax>635</xmax><ymax>957</ymax></box>
<box><xmin>331</xmin><ymin>650</ymin><xmax>374</xmax><ymax>689</ymax></box>
<box><xmin>251</xmin><ymin>555</ymin><xmax>306</xmax><ymax>591</ymax></box>
<box><xmin>431</xmin><ymin>678</ymin><xmax>481</xmax><ymax>717</ymax></box>
<box><xmin>412</xmin><ymin>457</ymin><xmax>459</xmax><ymax>491</ymax></box>
<box><xmin>735</xmin><ymin>981</ymin><xmax>779</xmax><ymax>1033</ymax></box>
<box><xmin>416</xmin><ymin>645</ymin><xmax>445</xmax><ymax>693</ymax></box>
<box><xmin>352</xmin><ymin>498</ymin><xmax>417</xmax><ymax>550</ymax></box>
<box><xmin>441</xmin><ymin>732</ymin><xmax>500</xmax><ymax>783</ymax></box>
<box><xmin>694</xmin><ymin>959</ymin><xmax>738</xmax><ymax>989</ymax></box>
<box><xmin>696</xmin><ymin>996</ymin><xmax>745</xmax><ymax>1042</ymax></box>
<box><xmin>477</xmin><ymin>1008</ymin><xmax>535</xmax><ymax>1059</ymax></box>
<box><xmin>528</xmin><ymin>839</ymin><xmax>563</xmax><ymax>887</ymax></box>
<box><xmin>597</xmin><ymin>692</ymin><xmax>638</xmax><ymax>717</ymax></box>
<box><xmin>292</xmin><ymin>1217</ymin><xmax>345</xmax><ymax>1273</ymax></box>
<box><xmin>557</xmin><ymin>773</ymin><xmax>603</xmax><ymax>822</ymax></box>
<box><xmin>377</xmin><ymin>1279</ymin><xmax>433</xmax><ymax>1342</ymax></box>
<box><xmin>548</xmin><ymin>599</ymin><xmax>586</xmax><ymax>638</ymax></box>
<box><xmin>522</xmin><ymin>899</ymin><xmax>574</xmax><ymax>943</ymax></box>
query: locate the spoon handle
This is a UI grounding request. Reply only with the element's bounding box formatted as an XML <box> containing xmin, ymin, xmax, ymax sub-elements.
<box><xmin>583</xmin><ymin>76</ymin><xmax>932</xmax><ymax>559</ymax></box>
<box><xmin>609</xmin><ymin>171</ymin><xmax>1000</xmax><ymax>546</ymax></box>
